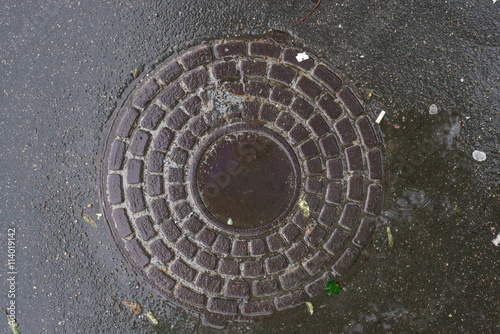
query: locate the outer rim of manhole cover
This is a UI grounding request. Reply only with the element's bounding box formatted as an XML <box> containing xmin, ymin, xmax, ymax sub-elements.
<box><xmin>98</xmin><ymin>32</ymin><xmax>388</xmax><ymax>329</ymax></box>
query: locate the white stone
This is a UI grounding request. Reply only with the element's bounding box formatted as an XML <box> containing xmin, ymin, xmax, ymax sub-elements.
<box><xmin>429</xmin><ymin>104</ymin><xmax>438</xmax><ymax>115</ymax></box>
<box><xmin>375</xmin><ymin>110</ymin><xmax>386</xmax><ymax>124</ymax></box>
<box><xmin>493</xmin><ymin>233</ymin><xmax>500</xmax><ymax>246</ymax></box>
<box><xmin>296</xmin><ymin>52</ymin><xmax>309</xmax><ymax>62</ymax></box>
<box><xmin>472</xmin><ymin>150</ymin><xmax>487</xmax><ymax>161</ymax></box>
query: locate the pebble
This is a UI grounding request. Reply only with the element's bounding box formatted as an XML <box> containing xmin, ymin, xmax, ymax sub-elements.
<box><xmin>472</xmin><ymin>150</ymin><xmax>486</xmax><ymax>161</ymax></box>
<box><xmin>429</xmin><ymin>104</ymin><xmax>438</xmax><ymax>115</ymax></box>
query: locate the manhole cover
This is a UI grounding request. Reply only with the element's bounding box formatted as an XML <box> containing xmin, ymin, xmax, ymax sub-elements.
<box><xmin>99</xmin><ymin>34</ymin><xmax>387</xmax><ymax>328</ymax></box>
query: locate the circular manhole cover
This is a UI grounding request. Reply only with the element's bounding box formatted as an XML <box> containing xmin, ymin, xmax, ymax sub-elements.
<box><xmin>99</xmin><ymin>35</ymin><xmax>387</xmax><ymax>328</ymax></box>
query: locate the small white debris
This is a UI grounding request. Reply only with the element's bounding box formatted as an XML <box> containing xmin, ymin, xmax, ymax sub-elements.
<box><xmin>375</xmin><ymin>110</ymin><xmax>386</xmax><ymax>124</ymax></box>
<box><xmin>296</xmin><ymin>52</ymin><xmax>309</xmax><ymax>62</ymax></box>
<box><xmin>429</xmin><ymin>104</ymin><xmax>438</xmax><ymax>115</ymax></box>
<box><xmin>493</xmin><ymin>233</ymin><xmax>500</xmax><ymax>246</ymax></box>
<box><xmin>472</xmin><ymin>150</ymin><xmax>487</xmax><ymax>162</ymax></box>
<box><xmin>227</xmin><ymin>218</ymin><xmax>233</xmax><ymax>225</ymax></box>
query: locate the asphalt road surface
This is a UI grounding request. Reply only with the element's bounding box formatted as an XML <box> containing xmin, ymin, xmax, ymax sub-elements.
<box><xmin>0</xmin><ymin>0</ymin><xmax>498</xmax><ymax>333</ymax></box>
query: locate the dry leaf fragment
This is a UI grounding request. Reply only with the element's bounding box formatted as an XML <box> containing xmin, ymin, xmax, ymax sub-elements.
<box><xmin>299</xmin><ymin>200</ymin><xmax>310</xmax><ymax>217</ymax></box>
<box><xmin>122</xmin><ymin>301</ymin><xmax>142</xmax><ymax>315</ymax></box>
<box><xmin>305</xmin><ymin>302</ymin><xmax>314</xmax><ymax>315</ymax></box>
<box><xmin>146</xmin><ymin>311</ymin><xmax>159</xmax><ymax>325</ymax></box>
<box><xmin>83</xmin><ymin>214</ymin><xmax>97</xmax><ymax>227</ymax></box>
<box><xmin>387</xmin><ymin>227</ymin><xmax>394</xmax><ymax>248</ymax></box>
<box><xmin>1</xmin><ymin>308</ymin><xmax>21</xmax><ymax>334</ymax></box>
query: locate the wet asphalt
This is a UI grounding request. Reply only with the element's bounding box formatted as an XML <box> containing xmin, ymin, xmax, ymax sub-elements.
<box><xmin>0</xmin><ymin>0</ymin><xmax>498</xmax><ymax>333</ymax></box>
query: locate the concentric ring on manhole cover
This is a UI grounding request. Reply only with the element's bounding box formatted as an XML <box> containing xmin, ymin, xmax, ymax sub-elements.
<box><xmin>99</xmin><ymin>34</ymin><xmax>388</xmax><ymax>328</ymax></box>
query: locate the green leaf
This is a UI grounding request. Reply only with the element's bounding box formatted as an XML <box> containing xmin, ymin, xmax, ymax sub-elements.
<box><xmin>324</xmin><ymin>280</ymin><xmax>342</xmax><ymax>295</ymax></box>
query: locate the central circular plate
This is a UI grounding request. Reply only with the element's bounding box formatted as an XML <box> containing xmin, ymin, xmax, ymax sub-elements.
<box><xmin>192</xmin><ymin>124</ymin><xmax>300</xmax><ymax>232</ymax></box>
<box><xmin>98</xmin><ymin>34</ymin><xmax>388</xmax><ymax>329</ymax></box>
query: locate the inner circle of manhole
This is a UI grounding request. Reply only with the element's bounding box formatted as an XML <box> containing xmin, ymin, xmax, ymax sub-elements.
<box><xmin>99</xmin><ymin>34</ymin><xmax>387</xmax><ymax>329</ymax></box>
<box><xmin>192</xmin><ymin>123</ymin><xmax>300</xmax><ymax>234</ymax></box>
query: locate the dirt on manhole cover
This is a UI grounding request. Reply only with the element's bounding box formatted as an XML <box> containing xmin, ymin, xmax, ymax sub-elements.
<box><xmin>98</xmin><ymin>33</ymin><xmax>388</xmax><ymax>328</ymax></box>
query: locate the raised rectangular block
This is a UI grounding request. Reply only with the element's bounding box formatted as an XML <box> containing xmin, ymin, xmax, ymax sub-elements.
<box><xmin>128</xmin><ymin>187</ymin><xmax>146</xmax><ymax>213</ymax></box>
<box><xmin>148</xmin><ymin>266</ymin><xmax>176</xmax><ymax>291</ymax></box>
<box><xmin>318</xmin><ymin>94</ymin><xmax>342</xmax><ymax>120</ymax></box>
<box><xmin>332</xmin><ymin>247</ymin><xmax>359</xmax><ymax>276</ymax></box>
<box><xmin>353</xmin><ymin>217</ymin><xmax>375</xmax><ymax>247</ymax></box>
<box><xmin>253</xmin><ymin>278</ymin><xmax>279</xmax><ymax>297</ymax></box>
<box><xmin>196</xmin><ymin>274</ymin><xmax>222</xmax><ymax>294</ymax></box>
<box><xmin>171</xmin><ymin>259</ymin><xmax>197</xmax><ymax>282</ymax></box>
<box><xmin>304</xmin><ymin>251</ymin><xmax>329</xmax><ymax>275</ymax></box>
<box><xmin>367</xmin><ymin>149</ymin><xmax>383</xmax><ymax>180</ymax></box>
<box><xmin>126</xmin><ymin>239</ymin><xmax>150</xmax><ymax>268</ymax></box>
<box><xmin>208</xmin><ymin>298</ymin><xmax>238</xmax><ymax>315</ymax></box>
<box><xmin>142</xmin><ymin>105</ymin><xmax>165</xmax><ymax>130</ymax></box>
<box><xmin>156</xmin><ymin>62</ymin><xmax>182</xmax><ymax>85</ymax></box>
<box><xmin>169</xmin><ymin>184</ymin><xmax>186</xmax><ymax>201</ymax></box>
<box><xmin>133</xmin><ymin>80</ymin><xmax>160</xmax><ymax>109</ymax></box>
<box><xmin>195</xmin><ymin>250</ymin><xmax>219</xmax><ymax>271</ymax></box>
<box><xmin>130</xmin><ymin>130</ymin><xmax>151</xmax><ymax>156</ymax></box>
<box><xmin>283</xmin><ymin>48</ymin><xmax>314</xmax><ymax>70</ymax></box>
<box><xmin>266</xmin><ymin>233</ymin><xmax>286</xmax><ymax>251</ymax></box>
<box><xmin>242</xmin><ymin>261</ymin><xmax>265</xmax><ymax>278</ymax></box>
<box><xmin>285</xmin><ymin>241</ymin><xmax>309</xmax><ymax>264</ymax></box>
<box><xmin>249</xmin><ymin>43</ymin><xmax>280</xmax><ymax>58</ymax></box>
<box><xmin>364</xmin><ymin>184</ymin><xmax>382</xmax><ymax>215</ymax></box>
<box><xmin>175</xmin><ymin>285</ymin><xmax>205</xmax><ymax>307</ymax></box>
<box><xmin>181</xmin><ymin>47</ymin><xmax>212</xmax><ymax>69</ymax></box>
<box><xmin>297</xmin><ymin>76</ymin><xmax>321</xmax><ymax>99</ymax></box>
<box><xmin>274</xmin><ymin>291</ymin><xmax>307</xmax><ymax>311</ymax></box>
<box><xmin>161</xmin><ymin>219</ymin><xmax>181</xmax><ymax>242</ymax></box>
<box><xmin>150</xmin><ymin>239</ymin><xmax>173</xmax><ymax>263</ymax></box>
<box><xmin>334</xmin><ymin>118</ymin><xmax>357</xmax><ymax>144</ymax></box>
<box><xmin>113</xmin><ymin>208</ymin><xmax>133</xmax><ymax>238</ymax></box>
<box><xmin>136</xmin><ymin>215</ymin><xmax>156</xmax><ymax>241</ymax></box>
<box><xmin>279</xmin><ymin>267</ymin><xmax>306</xmax><ymax>290</ymax></box>
<box><xmin>109</xmin><ymin>140</ymin><xmax>126</xmax><ymax>170</ymax></box>
<box><xmin>241</xmin><ymin>300</ymin><xmax>273</xmax><ymax>316</ymax></box>
<box><xmin>108</xmin><ymin>174</ymin><xmax>123</xmax><ymax>205</ymax></box>
<box><xmin>313</xmin><ymin>65</ymin><xmax>342</xmax><ymax>91</ymax></box>
<box><xmin>305</xmin><ymin>225</ymin><xmax>327</xmax><ymax>248</ymax></box>
<box><xmin>225</xmin><ymin>281</ymin><xmax>250</xmax><ymax>298</ymax></box>
<box><xmin>347</xmin><ymin>176</ymin><xmax>364</xmax><ymax>201</ymax></box>
<box><xmin>356</xmin><ymin>117</ymin><xmax>378</xmax><ymax>147</ymax></box>
<box><xmin>117</xmin><ymin>108</ymin><xmax>139</xmax><ymax>138</ymax></box>
<box><xmin>265</xmin><ymin>254</ymin><xmax>288</xmax><ymax>274</ymax></box>
<box><xmin>339</xmin><ymin>87</ymin><xmax>363</xmax><ymax>117</ymax></box>
<box><xmin>214</xmin><ymin>42</ymin><xmax>246</xmax><ymax>58</ymax></box>
<box><xmin>305</xmin><ymin>272</ymin><xmax>334</xmax><ymax>297</ymax></box>
<box><xmin>339</xmin><ymin>203</ymin><xmax>360</xmax><ymax>229</ymax></box>
<box><xmin>324</xmin><ymin>228</ymin><xmax>349</xmax><ymax>255</ymax></box>
<box><xmin>345</xmin><ymin>145</ymin><xmax>363</xmax><ymax>171</ymax></box>
<box><xmin>269</xmin><ymin>64</ymin><xmax>295</xmax><ymax>84</ymax></box>
<box><xmin>158</xmin><ymin>83</ymin><xmax>185</xmax><ymax>108</ymax></box>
